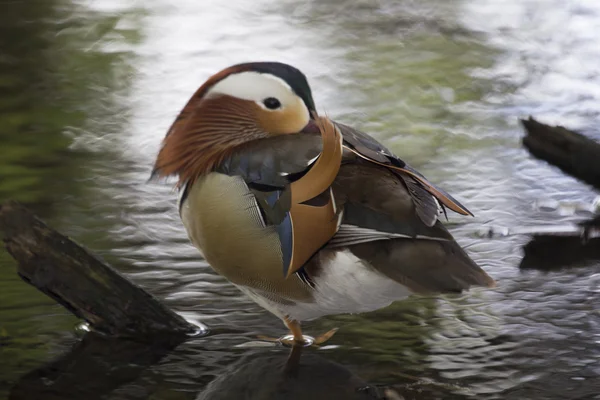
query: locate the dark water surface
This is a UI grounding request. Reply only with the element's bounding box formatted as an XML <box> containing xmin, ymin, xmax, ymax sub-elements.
<box><xmin>1</xmin><ymin>0</ymin><xmax>600</xmax><ymax>399</ymax></box>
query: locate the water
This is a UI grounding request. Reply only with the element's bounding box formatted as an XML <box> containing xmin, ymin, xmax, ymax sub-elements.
<box><xmin>1</xmin><ymin>0</ymin><xmax>600</xmax><ymax>398</ymax></box>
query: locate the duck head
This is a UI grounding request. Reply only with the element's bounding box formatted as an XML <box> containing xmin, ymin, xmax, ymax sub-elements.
<box><xmin>153</xmin><ymin>62</ymin><xmax>320</xmax><ymax>186</ymax></box>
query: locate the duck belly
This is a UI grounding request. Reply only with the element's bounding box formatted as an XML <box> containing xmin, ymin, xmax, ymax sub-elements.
<box><xmin>241</xmin><ymin>248</ymin><xmax>413</xmax><ymax>322</ymax></box>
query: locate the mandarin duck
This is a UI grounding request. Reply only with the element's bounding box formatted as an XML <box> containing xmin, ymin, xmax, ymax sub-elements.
<box><xmin>153</xmin><ymin>62</ymin><xmax>495</xmax><ymax>345</ymax></box>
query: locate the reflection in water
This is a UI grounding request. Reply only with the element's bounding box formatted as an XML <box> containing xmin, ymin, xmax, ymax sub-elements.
<box><xmin>1</xmin><ymin>0</ymin><xmax>600</xmax><ymax>399</ymax></box>
<box><xmin>0</xmin><ymin>0</ymin><xmax>80</xmax><ymax>208</ymax></box>
<box><xmin>9</xmin><ymin>332</ymin><xmax>177</xmax><ymax>400</ymax></box>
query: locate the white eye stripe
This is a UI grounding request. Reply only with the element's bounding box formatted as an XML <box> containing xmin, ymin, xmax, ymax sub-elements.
<box><xmin>206</xmin><ymin>71</ymin><xmax>295</xmax><ymax>109</ymax></box>
<box><xmin>204</xmin><ymin>69</ymin><xmax>311</xmax><ymax>133</ymax></box>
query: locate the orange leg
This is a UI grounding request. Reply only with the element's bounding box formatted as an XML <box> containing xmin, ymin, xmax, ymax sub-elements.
<box><xmin>314</xmin><ymin>327</ymin><xmax>338</xmax><ymax>345</ymax></box>
<box><xmin>284</xmin><ymin>317</ymin><xmax>338</xmax><ymax>345</ymax></box>
<box><xmin>284</xmin><ymin>317</ymin><xmax>306</xmax><ymax>345</ymax></box>
<box><xmin>257</xmin><ymin>318</ymin><xmax>338</xmax><ymax>347</ymax></box>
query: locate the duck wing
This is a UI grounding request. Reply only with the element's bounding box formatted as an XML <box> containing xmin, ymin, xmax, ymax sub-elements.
<box><xmin>328</xmin><ymin>161</ymin><xmax>453</xmax><ymax>247</ymax></box>
<box><xmin>336</xmin><ymin>122</ymin><xmax>472</xmax><ymax>227</ymax></box>
<box><xmin>217</xmin><ymin>133</ymin><xmax>322</xmax><ymax>189</ymax></box>
<box><xmin>329</xmin><ymin>161</ymin><xmax>495</xmax><ymax>293</ymax></box>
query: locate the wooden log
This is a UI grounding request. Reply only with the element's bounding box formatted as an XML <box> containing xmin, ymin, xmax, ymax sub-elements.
<box><xmin>0</xmin><ymin>200</ymin><xmax>198</xmax><ymax>341</ymax></box>
<box><xmin>521</xmin><ymin>116</ymin><xmax>600</xmax><ymax>189</ymax></box>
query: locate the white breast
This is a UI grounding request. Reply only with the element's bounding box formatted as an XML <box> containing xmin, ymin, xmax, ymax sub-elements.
<box><xmin>267</xmin><ymin>249</ymin><xmax>412</xmax><ymax>321</ymax></box>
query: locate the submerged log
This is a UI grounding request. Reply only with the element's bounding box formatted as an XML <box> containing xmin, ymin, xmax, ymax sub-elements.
<box><xmin>0</xmin><ymin>200</ymin><xmax>198</xmax><ymax>341</ymax></box>
<box><xmin>521</xmin><ymin>117</ymin><xmax>600</xmax><ymax>189</ymax></box>
<box><xmin>196</xmin><ymin>347</ymin><xmax>386</xmax><ymax>400</ymax></box>
<box><xmin>479</xmin><ymin>216</ymin><xmax>600</xmax><ymax>270</ymax></box>
<box><xmin>520</xmin><ymin>216</ymin><xmax>600</xmax><ymax>270</ymax></box>
<box><xmin>520</xmin><ymin>235</ymin><xmax>600</xmax><ymax>270</ymax></box>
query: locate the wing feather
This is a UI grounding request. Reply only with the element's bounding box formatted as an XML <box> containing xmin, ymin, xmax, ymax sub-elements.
<box><xmin>336</xmin><ymin>122</ymin><xmax>473</xmax><ymax>225</ymax></box>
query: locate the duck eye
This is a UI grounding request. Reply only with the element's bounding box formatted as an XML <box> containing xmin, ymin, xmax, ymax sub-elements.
<box><xmin>263</xmin><ymin>97</ymin><xmax>281</xmax><ymax>110</ymax></box>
